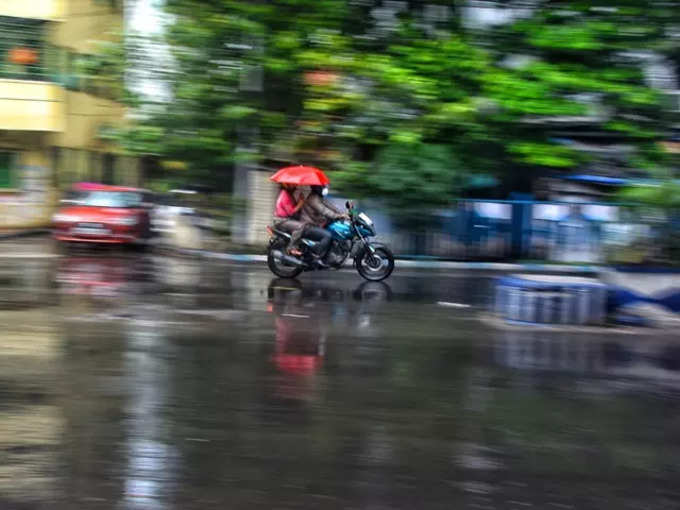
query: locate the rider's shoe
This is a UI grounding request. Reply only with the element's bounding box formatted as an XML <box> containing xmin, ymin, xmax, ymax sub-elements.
<box><xmin>313</xmin><ymin>257</ymin><xmax>329</xmax><ymax>268</ymax></box>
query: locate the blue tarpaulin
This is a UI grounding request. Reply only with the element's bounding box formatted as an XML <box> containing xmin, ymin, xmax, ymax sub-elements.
<box><xmin>562</xmin><ymin>174</ymin><xmax>627</xmax><ymax>186</ymax></box>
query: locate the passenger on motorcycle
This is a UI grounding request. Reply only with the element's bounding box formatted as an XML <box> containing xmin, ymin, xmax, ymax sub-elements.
<box><xmin>273</xmin><ymin>183</ymin><xmax>306</xmax><ymax>256</ymax></box>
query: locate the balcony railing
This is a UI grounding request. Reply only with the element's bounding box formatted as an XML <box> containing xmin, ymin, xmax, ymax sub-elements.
<box><xmin>0</xmin><ymin>16</ymin><xmax>50</xmax><ymax>81</ymax></box>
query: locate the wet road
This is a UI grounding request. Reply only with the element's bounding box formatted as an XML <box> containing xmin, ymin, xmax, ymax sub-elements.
<box><xmin>2</xmin><ymin>243</ymin><xmax>680</xmax><ymax>509</ymax></box>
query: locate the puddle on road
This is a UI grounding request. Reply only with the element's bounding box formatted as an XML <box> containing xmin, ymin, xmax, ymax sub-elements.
<box><xmin>0</xmin><ymin>254</ymin><xmax>679</xmax><ymax>509</ymax></box>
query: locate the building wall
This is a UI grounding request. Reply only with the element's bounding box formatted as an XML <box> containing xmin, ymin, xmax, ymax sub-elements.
<box><xmin>49</xmin><ymin>91</ymin><xmax>125</xmax><ymax>150</ymax></box>
<box><xmin>48</xmin><ymin>0</ymin><xmax>131</xmax><ymax>189</ymax></box>
<box><xmin>0</xmin><ymin>148</ymin><xmax>56</xmax><ymax>228</ymax></box>
<box><xmin>0</xmin><ymin>0</ymin><xmax>138</xmax><ymax>229</ymax></box>
<box><xmin>51</xmin><ymin>0</ymin><xmax>122</xmax><ymax>52</ymax></box>
<box><xmin>0</xmin><ymin>80</ymin><xmax>65</xmax><ymax>132</ymax></box>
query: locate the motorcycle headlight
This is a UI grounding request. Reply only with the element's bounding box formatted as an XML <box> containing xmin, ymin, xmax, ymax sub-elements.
<box><xmin>113</xmin><ymin>216</ymin><xmax>138</xmax><ymax>226</ymax></box>
<box><xmin>358</xmin><ymin>212</ymin><xmax>373</xmax><ymax>227</ymax></box>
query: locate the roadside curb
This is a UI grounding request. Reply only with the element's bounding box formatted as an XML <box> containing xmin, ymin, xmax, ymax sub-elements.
<box><xmin>0</xmin><ymin>229</ymin><xmax>50</xmax><ymax>240</ymax></box>
<box><xmin>394</xmin><ymin>260</ymin><xmax>599</xmax><ymax>274</ymax></box>
<box><xmin>174</xmin><ymin>247</ymin><xmax>600</xmax><ymax>274</ymax></box>
<box><xmin>0</xmin><ymin>237</ymin><xmax>601</xmax><ymax>273</ymax></box>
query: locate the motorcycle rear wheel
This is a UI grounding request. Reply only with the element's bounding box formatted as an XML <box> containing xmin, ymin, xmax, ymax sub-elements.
<box><xmin>267</xmin><ymin>239</ymin><xmax>304</xmax><ymax>279</ymax></box>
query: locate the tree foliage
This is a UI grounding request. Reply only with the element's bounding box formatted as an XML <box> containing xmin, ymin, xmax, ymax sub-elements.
<box><xmin>104</xmin><ymin>0</ymin><xmax>678</xmax><ymax>210</ymax></box>
<box><xmin>483</xmin><ymin>1</ymin><xmax>676</xmax><ymax>172</ymax></box>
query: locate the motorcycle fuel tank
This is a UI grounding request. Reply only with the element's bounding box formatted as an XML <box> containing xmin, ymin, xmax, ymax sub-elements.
<box><xmin>327</xmin><ymin>221</ymin><xmax>353</xmax><ymax>240</ymax></box>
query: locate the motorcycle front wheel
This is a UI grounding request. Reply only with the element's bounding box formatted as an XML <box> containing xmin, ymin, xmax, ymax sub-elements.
<box><xmin>267</xmin><ymin>239</ymin><xmax>304</xmax><ymax>279</ymax></box>
<box><xmin>355</xmin><ymin>245</ymin><xmax>395</xmax><ymax>282</ymax></box>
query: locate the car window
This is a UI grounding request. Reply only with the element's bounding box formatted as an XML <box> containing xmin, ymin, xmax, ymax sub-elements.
<box><xmin>82</xmin><ymin>191</ymin><xmax>142</xmax><ymax>208</ymax></box>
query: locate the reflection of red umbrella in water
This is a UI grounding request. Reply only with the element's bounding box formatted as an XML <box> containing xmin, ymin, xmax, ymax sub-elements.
<box><xmin>269</xmin><ymin>165</ymin><xmax>330</xmax><ymax>186</ymax></box>
<box><xmin>273</xmin><ymin>353</ymin><xmax>322</xmax><ymax>375</ymax></box>
<box><xmin>272</xmin><ymin>317</ymin><xmax>323</xmax><ymax>376</ymax></box>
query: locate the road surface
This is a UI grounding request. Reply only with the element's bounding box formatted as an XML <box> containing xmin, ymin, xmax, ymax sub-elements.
<box><xmin>1</xmin><ymin>243</ymin><xmax>679</xmax><ymax>509</ymax></box>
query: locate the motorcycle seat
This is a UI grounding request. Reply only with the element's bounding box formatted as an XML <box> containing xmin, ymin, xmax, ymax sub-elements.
<box><xmin>267</xmin><ymin>225</ymin><xmax>292</xmax><ymax>238</ymax></box>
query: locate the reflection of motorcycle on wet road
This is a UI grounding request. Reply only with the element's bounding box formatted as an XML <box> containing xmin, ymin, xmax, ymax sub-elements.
<box><xmin>267</xmin><ymin>279</ymin><xmax>325</xmax><ymax>378</ymax></box>
<box><xmin>266</xmin><ymin>278</ymin><xmax>393</xmax><ymax>365</ymax></box>
<box><xmin>266</xmin><ymin>279</ymin><xmax>326</xmax><ymax>403</ymax></box>
<box><xmin>350</xmin><ymin>281</ymin><xmax>393</xmax><ymax>331</ymax></box>
<box><xmin>266</xmin><ymin>278</ymin><xmax>392</xmax><ymax>402</ymax></box>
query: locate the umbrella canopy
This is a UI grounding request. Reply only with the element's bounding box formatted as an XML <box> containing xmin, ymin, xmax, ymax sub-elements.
<box><xmin>270</xmin><ymin>165</ymin><xmax>330</xmax><ymax>186</ymax></box>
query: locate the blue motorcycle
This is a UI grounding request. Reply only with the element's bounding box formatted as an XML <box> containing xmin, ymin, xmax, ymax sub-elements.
<box><xmin>267</xmin><ymin>201</ymin><xmax>395</xmax><ymax>281</ymax></box>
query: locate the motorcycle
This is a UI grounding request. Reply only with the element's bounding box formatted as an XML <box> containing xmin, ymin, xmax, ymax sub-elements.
<box><xmin>267</xmin><ymin>201</ymin><xmax>395</xmax><ymax>282</ymax></box>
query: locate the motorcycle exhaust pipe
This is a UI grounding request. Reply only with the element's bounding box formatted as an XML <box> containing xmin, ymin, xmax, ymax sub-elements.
<box><xmin>271</xmin><ymin>250</ymin><xmax>306</xmax><ymax>267</ymax></box>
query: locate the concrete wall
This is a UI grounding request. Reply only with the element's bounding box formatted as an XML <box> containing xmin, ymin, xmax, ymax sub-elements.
<box><xmin>244</xmin><ymin>170</ymin><xmax>278</xmax><ymax>245</ymax></box>
<box><xmin>0</xmin><ymin>150</ymin><xmax>55</xmax><ymax>229</ymax></box>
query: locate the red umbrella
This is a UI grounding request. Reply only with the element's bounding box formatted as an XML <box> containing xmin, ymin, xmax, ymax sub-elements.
<box><xmin>269</xmin><ymin>165</ymin><xmax>330</xmax><ymax>186</ymax></box>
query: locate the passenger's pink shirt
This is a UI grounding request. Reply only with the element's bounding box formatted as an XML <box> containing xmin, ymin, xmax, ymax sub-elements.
<box><xmin>275</xmin><ymin>189</ymin><xmax>297</xmax><ymax>218</ymax></box>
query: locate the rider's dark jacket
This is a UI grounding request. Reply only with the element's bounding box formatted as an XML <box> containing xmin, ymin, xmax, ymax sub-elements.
<box><xmin>299</xmin><ymin>193</ymin><xmax>344</xmax><ymax>227</ymax></box>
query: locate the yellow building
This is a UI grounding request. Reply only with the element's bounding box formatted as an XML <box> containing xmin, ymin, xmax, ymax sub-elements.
<box><xmin>0</xmin><ymin>0</ymin><xmax>139</xmax><ymax>229</ymax></box>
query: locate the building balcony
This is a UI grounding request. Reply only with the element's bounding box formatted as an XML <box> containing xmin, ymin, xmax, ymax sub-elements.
<box><xmin>0</xmin><ymin>79</ymin><xmax>64</xmax><ymax>131</ymax></box>
<box><xmin>0</xmin><ymin>15</ymin><xmax>55</xmax><ymax>83</ymax></box>
<box><xmin>0</xmin><ymin>0</ymin><xmax>64</xmax><ymax>21</ymax></box>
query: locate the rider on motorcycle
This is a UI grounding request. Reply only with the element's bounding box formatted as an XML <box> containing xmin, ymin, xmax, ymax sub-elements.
<box><xmin>299</xmin><ymin>185</ymin><xmax>347</xmax><ymax>260</ymax></box>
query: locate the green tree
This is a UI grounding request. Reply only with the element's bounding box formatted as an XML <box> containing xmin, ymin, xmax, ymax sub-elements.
<box><xmin>274</xmin><ymin>4</ymin><xmax>495</xmax><ymax>214</ymax></box>
<box><xmin>481</xmin><ymin>1</ymin><xmax>678</xmax><ymax>190</ymax></box>
<box><xmin>108</xmin><ymin>0</ymin><xmax>490</xmax><ymax>206</ymax></box>
<box><xmin>108</xmin><ymin>0</ymin><xmax>678</xmax><ymax>209</ymax></box>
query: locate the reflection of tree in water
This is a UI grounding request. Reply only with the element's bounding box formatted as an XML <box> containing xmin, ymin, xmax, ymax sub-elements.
<box><xmin>0</xmin><ymin>259</ymin><xmax>53</xmax><ymax>310</ymax></box>
<box><xmin>59</xmin><ymin>315</ymin><xmax>128</xmax><ymax>506</ymax></box>
<box><xmin>49</xmin><ymin>269</ymin><xmax>680</xmax><ymax>509</ymax></box>
<box><xmin>121</xmin><ymin>325</ymin><xmax>180</xmax><ymax>510</ymax></box>
<box><xmin>0</xmin><ymin>309</ymin><xmax>61</xmax><ymax>506</ymax></box>
<box><xmin>461</xmin><ymin>330</ymin><xmax>680</xmax><ymax>507</ymax></box>
<box><xmin>463</xmin><ymin>378</ymin><xmax>680</xmax><ymax>506</ymax></box>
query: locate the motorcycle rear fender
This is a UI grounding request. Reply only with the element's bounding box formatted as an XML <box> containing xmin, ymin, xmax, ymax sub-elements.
<box><xmin>270</xmin><ymin>230</ymin><xmax>291</xmax><ymax>240</ymax></box>
<box><xmin>268</xmin><ymin>231</ymin><xmax>291</xmax><ymax>248</ymax></box>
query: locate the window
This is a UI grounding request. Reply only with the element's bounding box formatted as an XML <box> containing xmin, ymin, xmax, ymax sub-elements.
<box><xmin>80</xmin><ymin>191</ymin><xmax>142</xmax><ymax>208</ymax></box>
<box><xmin>0</xmin><ymin>153</ymin><xmax>15</xmax><ymax>189</ymax></box>
<box><xmin>0</xmin><ymin>17</ymin><xmax>47</xmax><ymax>81</ymax></box>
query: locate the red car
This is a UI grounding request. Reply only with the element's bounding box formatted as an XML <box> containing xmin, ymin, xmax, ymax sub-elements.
<box><xmin>53</xmin><ymin>183</ymin><xmax>153</xmax><ymax>245</ymax></box>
